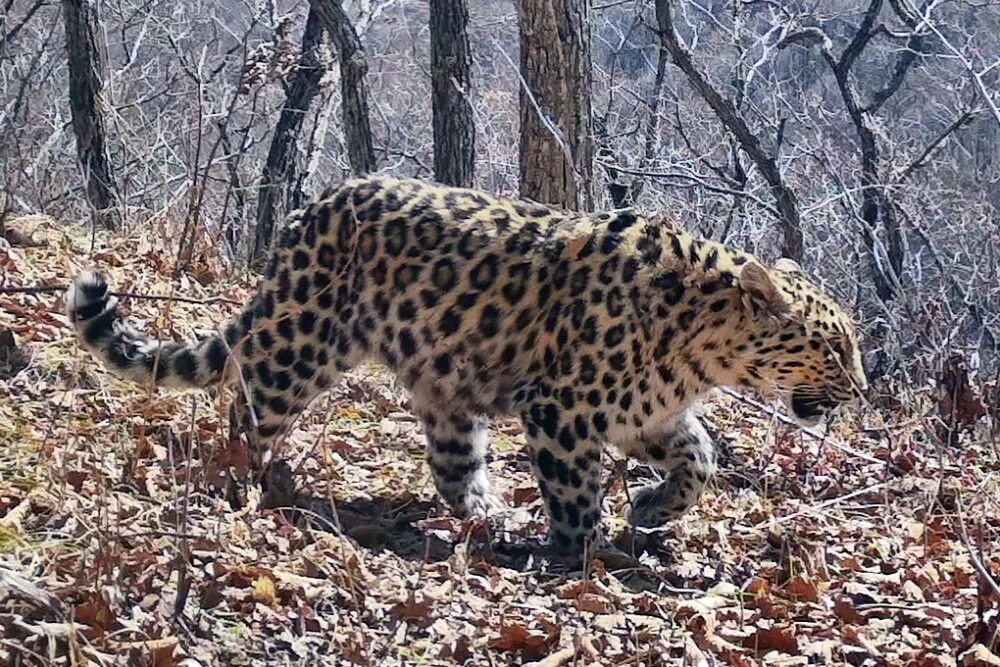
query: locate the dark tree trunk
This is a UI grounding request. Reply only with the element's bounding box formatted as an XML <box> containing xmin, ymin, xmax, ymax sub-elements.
<box><xmin>778</xmin><ymin>0</ymin><xmax>914</xmax><ymax>300</ymax></box>
<box><xmin>515</xmin><ymin>0</ymin><xmax>593</xmax><ymax>211</ymax></box>
<box><xmin>855</xmin><ymin>119</ymin><xmax>903</xmax><ymax>303</ymax></box>
<box><xmin>828</xmin><ymin>0</ymin><xmax>902</xmax><ymax>302</ymax></box>
<box><xmin>310</xmin><ymin>0</ymin><xmax>376</xmax><ymax>175</ymax></box>
<box><xmin>598</xmin><ymin>32</ymin><xmax>669</xmax><ymax>209</ymax></box>
<box><xmin>430</xmin><ymin>0</ymin><xmax>475</xmax><ymax>187</ymax></box>
<box><xmin>252</xmin><ymin>10</ymin><xmax>326</xmax><ymax>265</ymax></box>
<box><xmin>656</xmin><ymin>0</ymin><xmax>803</xmax><ymax>262</ymax></box>
<box><xmin>62</xmin><ymin>0</ymin><xmax>119</xmax><ymax>229</ymax></box>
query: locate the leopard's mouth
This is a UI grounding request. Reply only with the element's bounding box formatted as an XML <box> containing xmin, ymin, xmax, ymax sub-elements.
<box><xmin>789</xmin><ymin>388</ymin><xmax>839</xmax><ymax>425</ymax></box>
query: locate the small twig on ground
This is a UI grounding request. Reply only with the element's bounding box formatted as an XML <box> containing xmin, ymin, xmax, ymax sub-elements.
<box><xmin>748</xmin><ymin>479</ymin><xmax>896</xmax><ymax>530</ymax></box>
<box><xmin>0</xmin><ymin>564</ymin><xmax>63</xmax><ymax>613</ymax></box>
<box><xmin>720</xmin><ymin>388</ymin><xmax>891</xmax><ymax>468</ymax></box>
<box><xmin>0</xmin><ymin>284</ymin><xmax>243</xmax><ymax>306</ymax></box>
<box><xmin>955</xmin><ymin>493</ymin><xmax>1000</xmax><ymax>601</ymax></box>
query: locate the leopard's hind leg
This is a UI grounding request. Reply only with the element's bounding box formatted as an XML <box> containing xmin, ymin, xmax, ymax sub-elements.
<box><xmin>230</xmin><ymin>306</ymin><xmax>350</xmax><ymax>504</ymax></box>
<box><xmin>418</xmin><ymin>410</ymin><xmax>505</xmax><ymax>518</ymax></box>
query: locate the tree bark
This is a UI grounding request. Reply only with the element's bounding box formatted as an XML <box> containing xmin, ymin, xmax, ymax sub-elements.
<box><xmin>515</xmin><ymin>0</ymin><xmax>593</xmax><ymax>211</ymax></box>
<box><xmin>655</xmin><ymin>0</ymin><xmax>803</xmax><ymax>262</ymax></box>
<box><xmin>62</xmin><ymin>0</ymin><xmax>119</xmax><ymax>229</ymax></box>
<box><xmin>430</xmin><ymin>0</ymin><xmax>475</xmax><ymax>187</ymax></box>
<box><xmin>310</xmin><ymin>0</ymin><xmax>376</xmax><ymax>175</ymax></box>
<box><xmin>252</xmin><ymin>10</ymin><xmax>327</xmax><ymax>265</ymax></box>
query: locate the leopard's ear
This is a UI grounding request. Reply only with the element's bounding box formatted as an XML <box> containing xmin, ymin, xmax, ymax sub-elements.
<box><xmin>739</xmin><ymin>261</ymin><xmax>789</xmax><ymax>318</ymax></box>
<box><xmin>774</xmin><ymin>258</ymin><xmax>803</xmax><ymax>274</ymax></box>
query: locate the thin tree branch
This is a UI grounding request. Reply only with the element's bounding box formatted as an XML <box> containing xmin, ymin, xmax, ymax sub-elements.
<box><xmin>866</xmin><ymin>0</ymin><xmax>932</xmax><ymax>112</ymax></box>
<box><xmin>907</xmin><ymin>0</ymin><xmax>1000</xmax><ymax>127</ymax></box>
<box><xmin>594</xmin><ymin>159</ymin><xmax>782</xmax><ymax>218</ymax></box>
<box><xmin>1</xmin><ymin>0</ymin><xmax>46</xmax><ymax>49</ymax></box>
<box><xmin>905</xmin><ymin>216</ymin><xmax>998</xmax><ymax>350</ymax></box>
<box><xmin>866</xmin><ymin>36</ymin><xmax>925</xmax><ymax>111</ymax></box>
<box><xmin>838</xmin><ymin>0</ymin><xmax>884</xmax><ymax>73</ymax></box>
<box><xmin>895</xmin><ymin>108</ymin><xmax>979</xmax><ymax>182</ymax></box>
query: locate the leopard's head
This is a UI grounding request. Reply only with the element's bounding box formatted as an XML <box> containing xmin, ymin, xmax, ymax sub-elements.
<box><xmin>737</xmin><ymin>258</ymin><xmax>867</xmax><ymax>425</ymax></box>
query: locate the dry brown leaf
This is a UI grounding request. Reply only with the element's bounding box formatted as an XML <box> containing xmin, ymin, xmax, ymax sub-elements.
<box><xmin>556</xmin><ymin>580</ymin><xmax>617</xmax><ymax>614</ymax></box>
<box><xmin>490</xmin><ymin>618</ymin><xmax>560</xmax><ymax>661</ymax></box>
<box><xmin>513</xmin><ymin>484</ymin><xmax>539</xmax><ymax>505</ymax></box>
<box><xmin>746</xmin><ymin>578</ymin><xmax>770</xmax><ymax>596</ymax></box>
<box><xmin>389</xmin><ymin>592</ymin><xmax>434</xmax><ymax>627</ymax></box>
<box><xmin>743</xmin><ymin>624</ymin><xmax>798</xmax><ymax>654</ymax></box>
<box><xmin>782</xmin><ymin>576</ymin><xmax>821</xmax><ymax>603</ymax></box>
<box><xmin>936</xmin><ymin>354</ymin><xmax>987</xmax><ymax>444</ymax></box>
<box><xmin>251</xmin><ymin>575</ymin><xmax>279</xmax><ymax>607</ymax></box>
<box><xmin>74</xmin><ymin>593</ymin><xmax>117</xmax><ymax>636</ymax></box>
<box><xmin>833</xmin><ymin>596</ymin><xmax>867</xmax><ymax>625</ymax></box>
<box><xmin>574</xmin><ymin>593</ymin><xmax>613</xmax><ymax>614</ymax></box>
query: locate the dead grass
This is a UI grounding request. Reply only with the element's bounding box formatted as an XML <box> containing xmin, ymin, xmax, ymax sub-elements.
<box><xmin>1</xmin><ymin>217</ymin><xmax>998</xmax><ymax>666</ymax></box>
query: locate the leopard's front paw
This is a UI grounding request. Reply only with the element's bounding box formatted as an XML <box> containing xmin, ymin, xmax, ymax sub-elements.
<box><xmin>260</xmin><ymin>460</ymin><xmax>299</xmax><ymax>509</ymax></box>
<box><xmin>454</xmin><ymin>489</ymin><xmax>509</xmax><ymax>518</ymax></box>
<box><xmin>626</xmin><ymin>481</ymin><xmax>691</xmax><ymax>528</ymax></box>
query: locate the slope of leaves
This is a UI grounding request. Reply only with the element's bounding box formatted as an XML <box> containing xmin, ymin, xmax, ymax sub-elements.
<box><xmin>1</xmin><ymin>216</ymin><xmax>998</xmax><ymax>666</ymax></box>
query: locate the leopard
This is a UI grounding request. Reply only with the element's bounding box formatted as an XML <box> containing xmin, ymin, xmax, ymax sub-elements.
<box><xmin>66</xmin><ymin>176</ymin><xmax>868</xmax><ymax>555</ymax></box>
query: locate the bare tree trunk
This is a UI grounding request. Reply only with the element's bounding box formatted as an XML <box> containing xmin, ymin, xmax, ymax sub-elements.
<box><xmin>310</xmin><ymin>0</ymin><xmax>376</xmax><ymax>175</ymax></box>
<box><xmin>847</xmin><ymin>86</ymin><xmax>903</xmax><ymax>303</ymax></box>
<box><xmin>597</xmin><ymin>31</ymin><xmax>669</xmax><ymax>209</ymax></box>
<box><xmin>430</xmin><ymin>0</ymin><xmax>475</xmax><ymax>187</ymax></box>
<box><xmin>655</xmin><ymin>0</ymin><xmax>803</xmax><ymax>262</ymax></box>
<box><xmin>778</xmin><ymin>0</ymin><xmax>922</xmax><ymax>300</ymax></box>
<box><xmin>830</xmin><ymin>0</ymin><xmax>903</xmax><ymax>302</ymax></box>
<box><xmin>252</xmin><ymin>10</ymin><xmax>326</xmax><ymax>265</ymax></box>
<box><xmin>515</xmin><ymin>0</ymin><xmax>593</xmax><ymax>211</ymax></box>
<box><xmin>62</xmin><ymin>0</ymin><xmax>119</xmax><ymax>229</ymax></box>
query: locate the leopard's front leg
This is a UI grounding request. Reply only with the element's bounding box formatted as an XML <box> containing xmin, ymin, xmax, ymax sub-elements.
<box><xmin>618</xmin><ymin>410</ymin><xmax>717</xmax><ymax>528</ymax></box>
<box><xmin>520</xmin><ymin>399</ymin><xmax>605</xmax><ymax>555</ymax></box>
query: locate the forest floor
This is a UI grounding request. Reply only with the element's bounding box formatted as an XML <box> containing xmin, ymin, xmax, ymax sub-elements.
<box><xmin>1</xmin><ymin>215</ymin><xmax>999</xmax><ymax>666</ymax></box>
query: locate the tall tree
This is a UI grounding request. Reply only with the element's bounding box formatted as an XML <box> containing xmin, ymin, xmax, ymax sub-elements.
<box><xmin>252</xmin><ymin>10</ymin><xmax>327</xmax><ymax>265</ymax></box>
<box><xmin>310</xmin><ymin>0</ymin><xmax>376</xmax><ymax>175</ymax></box>
<box><xmin>430</xmin><ymin>0</ymin><xmax>475</xmax><ymax>187</ymax></box>
<box><xmin>62</xmin><ymin>0</ymin><xmax>119</xmax><ymax>229</ymax></box>
<box><xmin>655</xmin><ymin>0</ymin><xmax>803</xmax><ymax>262</ymax></box>
<box><xmin>515</xmin><ymin>0</ymin><xmax>593</xmax><ymax>210</ymax></box>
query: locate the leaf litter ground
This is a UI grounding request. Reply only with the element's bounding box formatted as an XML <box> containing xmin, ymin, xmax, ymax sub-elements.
<box><xmin>1</xmin><ymin>216</ymin><xmax>998</xmax><ymax>666</ymax></box>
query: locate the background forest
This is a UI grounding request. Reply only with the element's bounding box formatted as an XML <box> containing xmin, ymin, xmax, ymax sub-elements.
<box><xmin>1</xmin><ymin>0</ymin><xmax>999</xmax><ymax>664</ymax></box>
<box><xmin>2</xmin><ymin>0</ymin><xmax>999</xmax><ymax>389</ymax></box>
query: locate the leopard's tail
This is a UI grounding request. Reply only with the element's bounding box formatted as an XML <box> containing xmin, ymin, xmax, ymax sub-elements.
<box><xmin>66</xmin><ymin>270</ymin><xmax>247</xmax><ymax>389</ymax></box>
